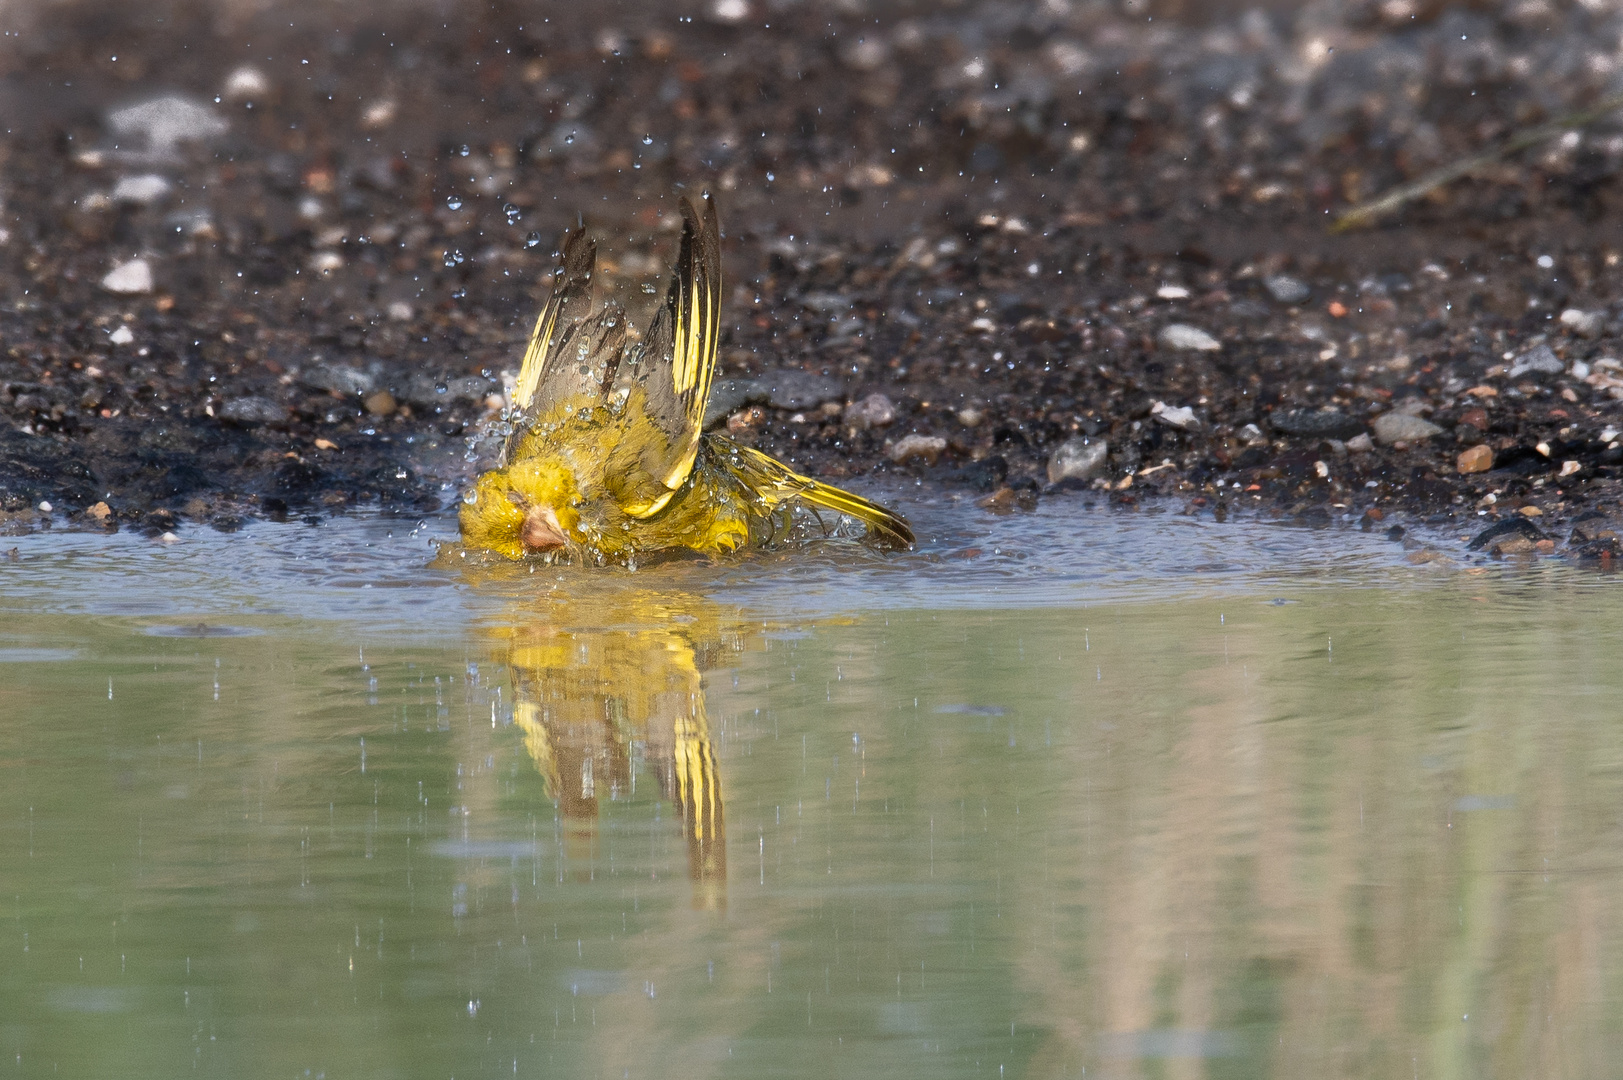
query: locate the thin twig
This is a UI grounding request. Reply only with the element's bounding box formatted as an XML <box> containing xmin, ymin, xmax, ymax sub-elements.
<box><xmin>1330</xmin><ymin>89</ymin><xmax>1623</xmax><ymax>233</ymax></box>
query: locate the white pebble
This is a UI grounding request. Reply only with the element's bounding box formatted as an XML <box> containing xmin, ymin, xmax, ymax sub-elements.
<box><xmin>1156</xmin><ymin>284</ymin><xmax>1190</xmax><ymax>300</ymax></box>
<box><xmin>1047</xmin><ymin>437</ymin><xmax>1108</xmax><ymax>483</ymax></box>
<box><xmin>109</xmin><ymin>325</ymin><xmax>134</xmax><ymax>345</ymax></box>
<box><xmin>110</xmin><ymin>174</ymin><xmax>172</xmax><ymax>205</ymax></box>
<box><xmin>37</xmin><ymin>501</ymin><xmax>52</xmax><ymax>513</ymax></box>
<box><xmin>106</xmin><ymin>95</ymin><xmax>227</xmax><ymax>156</ymax></box>
<box><xmin>101</xmin><ymin>258</ymin><xmax>153</xmax><ymax>294</ymax></box>
<box><xmin>888</xmin><ymin>434</ymin><xmax>947</xmax><ymax>464</ymax></box>
<box><xmin>387</xmin><ymin>301</ymin><xmax>414</xmax><ymax>322</ymax></box>
<box><xmin>1158</xmin><ymin>323</ymin><xmax>1221</xmax><ymax>351</ymax></box>
<box><xmin>222</xmin><ymin>65</ymin><xmax>270</xmax><ymax>101</ymax></box>
<box><xmin>1149</xmin><ymin>400</ymin><xmax>1199</xmax><ymax>429</ymax></box>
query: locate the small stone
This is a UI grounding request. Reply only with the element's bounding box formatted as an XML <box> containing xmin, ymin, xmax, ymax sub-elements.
<box><xmin>37</xmin><ymin>500</ymin><xmax>52</xmax><ymax>513</ymax></box>
<box><xmin>888</xmin><ymin>434</ymin><xmax>947</xmax><ymax>464</ymax></box>
<box><xmin>977</xmin><ymin>485</ymin><xmax>1039</xmax><ymax>514</ymax></box>
<box><xmin>702</xmin><ymin>378</ymin><xmax>756</xmax><ymax>428</ymax></box>
<box><xmin>86</xmin><ymin>501</ymin><xmax>113</xmax><ymax>525</ymax></box>
<box><xmin>314</xmin><ymin>438</ymin><xmax>338</xmax><ymax>451</ymax></box>
<box><xmin>101</xmin><ymin>258</ymin><xmax>153</xmax><ymax>294</ymax></box>
<box><xmin>387</xmin><ymin>301</ymin><xmax>413</xmax><ymax>322</ymax></box>
<box><xmin>108</xmin><ymin>325</ymin><xmax>134</xmax><ymax>346</ymax></box>
<box><xmin>1238</xmin><ymin>423</ymin><xmax>1268</xmax><ymax>446</ymax></box>
<box><xmin>106</xmin><ymin>94</ymin><xmax>228</xmax><ymax>156</ymax></box>
<box><xmin>1269</xmin><ymin>409</ymin><xmax>1365</xmax><ymax>440</ymax></box>
<box><xmin>1371</xmin><ymin>411</ymin><xmax>1442</xmax><ymax>445</ymax></box>
<box><xmin>309</xmin><ymin>251</ymin><xmax>343</xmax><ymax>274</ymax></box>
<box><xmin>110</xmin><ymin>174</ymin><xmax>172</xmax><ymax>205</ymax></box>
<box><xmin>1492</xmin><ymin>535</ymin><xmax>1536</xmax><ymax>555</ymax></box>
<box><xmin>1264</xmin><ymin>274</ymin><xmax>1311</xmax><ymax>304</ymax></box>
<box><xmin>1158</xmin><ymin>323</ymin><xmax>1221</xmax><ymax>351</ymax></box>
<box><xmin>1467</xmin><ymin>517</ymin><xmax>1547</xmax><ymax>551</ymax></box>
<box><xmin>1156</xmin><ymin>284</ymin><xmax>1190</xmax><ymax>300</ymax></box>
<box><xmin>844</xmin><ymin>392</ymin><xmax>896</xmax><ymax>429</ymax></box>
<box><xmin>1519</xmin><ymin>505</ymin><xmax>1543</xmax><ymax>517</ymax></box>
<box><xmin>1047</xmin><ymin>436</ymin><xmax>1108</xmax><ymax>483</ymax></box>
<box><xmin>219</xmin><ymin>396</ymin><xmax>285</xmax><ymax>423</ymax></box>
<box><xmin>957</xmin><ymin>406</ymin><xmax>984</xmax><ymax>427</ymax></box>
<box><xmin>1456</xmin><ymin>444</ymin><xmax>1494</xmax><ymax>473</ymax></box>
<box><xmin>760</xmin><ymin>369</ymin><xmax>844</xmax><ymax>411</ymax></box>
<box><xmin>1559</xmin><ymin>460</ymin><xmax>1582</xmax><ymax>477</ymax></box>
<box><xmin>222</xmin><ymin>66</ymin><xmax>270</xmax><ymax>101</ymax></box>
<box><xmin>158</xmin><ymin>531</ymin><xmax>180</xmax><ymax>544</ymax></box>
<box><xmin>1345</xmin><ymin>433</ymin><xmax>1374</xmax><ymax>452</ymax></box>
<box><xmin>364</xmin><ymin>390</ymin><xmax>397</xmax><ymax>416</ymax></box>
<box><xmin>1560</xmin><ymin>308</ymin><xmax>1605</xmax><ymax>339</ymax></box>
<box><xmin>301</xmin><ymin>363</ymin><xmax>375</xmax><ymax>397</ymax></box>
<box><xmin>1507</xmin><ymin>343</ymin><xmax>1564</xmax><ymax>378</ymax></box>
<box><xmin>1149</xmin><ymin>400</ymin><xmax>1199</xmax><ymax>429</ymax></box>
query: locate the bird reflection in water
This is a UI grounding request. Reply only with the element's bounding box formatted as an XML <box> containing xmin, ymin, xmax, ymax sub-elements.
<box><xmin>493</xmin><ymin>586</ymin><xmax>738</xmax><ymax>909</ymax></box>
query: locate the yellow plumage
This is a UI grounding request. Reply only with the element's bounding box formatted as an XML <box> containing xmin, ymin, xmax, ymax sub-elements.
<box><xmin>459</xmin><ymin>193</ymin><xmax>913</xmax><ymax>563</ymax></box>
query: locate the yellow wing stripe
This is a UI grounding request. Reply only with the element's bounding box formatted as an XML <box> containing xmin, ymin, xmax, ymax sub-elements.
<box><xmin>512</xmin><ymin>303</ymin><xmax>559</xmax><ymax>413</ymax></box>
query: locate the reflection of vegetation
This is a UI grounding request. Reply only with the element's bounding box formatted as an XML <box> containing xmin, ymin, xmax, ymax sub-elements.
<box><xmin>493</xmin><ymin>587</ymin><xmax>739</xmax><ymax>909</ymax></box>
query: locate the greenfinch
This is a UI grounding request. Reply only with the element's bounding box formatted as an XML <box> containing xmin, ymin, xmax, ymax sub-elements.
<box><xmin>459</xmin><ymin>193</ymin><xmax>913</xmax><ymax>563</ymax></box>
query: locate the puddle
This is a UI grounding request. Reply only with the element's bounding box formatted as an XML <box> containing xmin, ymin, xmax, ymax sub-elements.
<box><xmin>2</xmin><ymin>499</ymin><xmax>1621</xmax><ymax>1078</ymax></box>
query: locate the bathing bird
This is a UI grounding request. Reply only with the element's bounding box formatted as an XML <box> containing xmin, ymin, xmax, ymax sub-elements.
<box><xmin>459</xmin><ymin>193</ymin><xmax>913</xmax><ymax>562</ymax></box>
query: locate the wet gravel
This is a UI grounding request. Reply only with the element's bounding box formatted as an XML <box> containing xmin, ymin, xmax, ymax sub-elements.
<box><xmin>7</xmin><ymin>0</ymin><xmax>1623</xmax><ymax>561</ymax></box>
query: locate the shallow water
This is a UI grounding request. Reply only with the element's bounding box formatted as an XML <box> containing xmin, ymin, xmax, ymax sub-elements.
<box><xmin>4</xmin><ymin>496</ymin><xmax>1622</xmax><ymax>1079</ymax></box>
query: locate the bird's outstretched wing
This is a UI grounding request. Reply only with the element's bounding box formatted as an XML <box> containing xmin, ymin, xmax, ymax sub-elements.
<box><xmin>712</xmin><ymin>435</ymin><xmax>915</xmax><ymax>549</ymax></box>
<box><xmin>605</xmin><ymin>193</ymin><xmax>723</xmax><ymax>517</ymax></box>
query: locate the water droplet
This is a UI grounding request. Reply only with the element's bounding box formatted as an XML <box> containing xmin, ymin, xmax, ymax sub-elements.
<box><xmin>564</xmin><ymin>133</ymin><xmax>575</xmax><ymax>145</ymax></box>
<box><xmin>503</xmin><ymin>202</ymin><xmax>522</xmax><ymax>225</ymax></box>
<box><xmin>525</xmin><ymin>231</ymin><xmax>542</xmax><ymax>249</ymax></box>
<box><xmin>641</xmin><ymin>283</ymin><xmax>657</xmax><ymax>294</ymax></box>
<box><xmin>459</xmin><ymin>145</ymin><xmax>471</xmax><ymax>157</ymax></box>
<box><xmin>443</xmin><ymin>250</ymin><xmax>466</xmax><ymax>267</ymax></box>
<box><xmin>445</xmin><ymin>194</ymin><xmax>464</xmax><ymax>210</ymax></box>
<box><xmin>642</xmin><ymin>135</ymin><xmax>653</xmax><ymax>145</ymax></box>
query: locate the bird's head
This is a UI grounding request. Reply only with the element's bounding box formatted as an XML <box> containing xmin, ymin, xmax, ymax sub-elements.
<box><xmin>459</xmin><ymin>457</ymin><xmax>585</xmax><ymax>560</ymax></box>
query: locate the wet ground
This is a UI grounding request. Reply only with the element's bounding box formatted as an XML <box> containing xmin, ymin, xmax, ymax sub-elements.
<box><xmin>6</xmin><ymin>0</ymin><xmax>1623</xmax><ymax>559</ymax></box>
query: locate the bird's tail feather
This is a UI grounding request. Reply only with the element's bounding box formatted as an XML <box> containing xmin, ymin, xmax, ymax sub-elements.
<box><xmin>713</xmin><ymin>436</ymin><xmax>914</xmax><ymax>549</ymax></box>
<box><xmin>794</xmin><ymin>479</ymin><xmax>915</xmax><ymax>549</ymax></box>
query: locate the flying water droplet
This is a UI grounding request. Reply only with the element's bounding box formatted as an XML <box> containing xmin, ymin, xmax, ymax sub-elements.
<box><xmin>445</xmin><ymin>194</ymin><xmax>464</xmax><ymax>210</ymax></box>
<box><xmin>642</xmin><ymin>135</ymin><xmax>653</xmax><ymax>145</ymax></box>
<box><xmin>443</xmin><ymin>249</ymin><xmax>466</xmax><ymax>267</ymax></box>
<box><xmin>458</xmin><ymin>145</ymin><xmax>471</xmax><ymax>157</ymax></box>
<box><xmin>525</xmin><ymin>231</ymin><xmax>542</xmax><ymax>249</ymax></box>
<box><xmin>503</xmin><ymin>202</ymin><xmax>522</xmax><ymax>225</ymax></box>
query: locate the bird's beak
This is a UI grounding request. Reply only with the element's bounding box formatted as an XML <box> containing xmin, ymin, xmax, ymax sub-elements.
<box><xmin>520</xmin><ymin>504</ymin><xmax>568</xmax><ymax>553</ymax></box>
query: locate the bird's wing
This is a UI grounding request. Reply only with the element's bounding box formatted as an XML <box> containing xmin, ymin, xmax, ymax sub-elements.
<box><xmin>504</xmin><ymin>228</ymin><xmax>625</xmax><ymax>465</ymax></box>
<box><xmin>711</xmin><ymin>435</ymin><xmax>916</xmax><ymax>549</ymax></box>
<box><xmin>605</xmin><ymin>194</ymin><xmax>723</xmax><ymax>518</ymax></box>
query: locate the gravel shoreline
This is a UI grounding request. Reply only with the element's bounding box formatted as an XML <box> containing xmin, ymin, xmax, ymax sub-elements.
<box><xmin>6</xmin><ymin>0</ymin><xmax>1623</xmax><ymax>560</ymax></box>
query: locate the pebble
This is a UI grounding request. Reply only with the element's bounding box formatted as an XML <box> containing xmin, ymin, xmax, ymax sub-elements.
<box><xmin>843</xmin><ymin>392</ymin><xmax>896</xmax><ymax>429</ymax></box>
<box><xmin>888</xmin><ymin>434</ymin><xmax>947</xmax><ymax>464</ymax></box>
<box><xmin>957</xmin><ymin>406</ymin><xmax>984</xmax><ymax>427</ymax></box>
<box><xmin>1456</xmin><ymin>444</ymin><xmax>1494</xmax><ymax>473</ymax></box>
<box><xmin>1467</xmin><ymin>516</ymin><xmax>1547</xmax><ymax>551</ymax></box>
<box><xmin>1046</xmin><ymin>436</ymin><xmax>1108</xmax><ymax>483</ymax></box>
<box><xmin>1269</xmin><ymin>409</ymin><xmax>1365</xmax><ymax>440</ymax></box>
<box><xmin>106</xmin><ymin>95</ymin><xmax>227</xmax><ymax>156</ymax></box>
<box><xmin>86</xmin><ymin>501</ymin><xmax>113</xmax><ymax>525</ymax></box>
<box><xmin>1158</xmin><ymin>323</ymin><xmax>1221</xmax><ymax>351</ymax></box>
<box><xmin>1263</xmin><ymin>274</ymin><xmax>1311</xmax><ymax>304</ymax></box>
<box><xmin>108</xmin><ymin>325</ymin><xmax>134</xmax><ymax>346</ymax></box>
<box><xmin>219</xmin><ymin>396</ymin><xmax>285</xmax><ymax>423</ymax></box>
<box><xmin>1559</xmin><ymin>308</ymin><xmax>1605</xmax><ymax>338</ymax></box>
<box><xmin>222</xmin><ymin>65</ymin><xmax>270</xmax><ymax>101</ymax></box>
<box><xmin>364</xmin><ymin>390</ymin><xmax>398</xmax><ymax>417</ymax></box>
<box><xmin>1149</xmin><ymin>400</ymin><xmax>1199</xmax><ymax>429</ymax></box>
<box><xmin>1371</xmin><ymin>411</ymin><xmax>1442</xmax><ymax>445</ymax></box>
<box><xmin>1345</xmin><ymin>433</ymin><xmax>1374</xmax><ymax>452</ymax></box>
<box><xmin>760</xmin><ymin>369</ymin><xmax>845</xmax><ymax>410</ymax></box>
<box><xmin>702</xmin><ymin>379</ymin><xmax>755</xmax><ymax>428</ymax></box>
<box><xmin>101</xmin><ymin>258</ymin><xmax>153</xmax><ymax>294</ymax></box>
<box><xmin>110</xmin><ymin>174</ymin><xmax>172</xmax><ymax>205</ymax></box>
<box><xmin>301</xmin><ymin>363</ymin><xmax>375</xmax><ymax>397</ymax></box>
<box><xmin>1507</xmin><ymin>343</ymin><xmax>1564</xmax><ymax>378</ymax></box>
